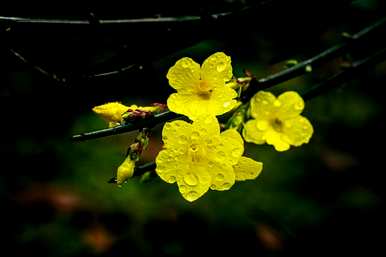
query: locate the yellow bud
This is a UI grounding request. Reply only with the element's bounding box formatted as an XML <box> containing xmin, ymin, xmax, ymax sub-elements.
<box><xmin>116</xmin><ymin>156</ymin><xmax>135</xmax><ymax>185</ymax></box>
<box><xmin>92</xmin><ymin>102</ymin><xmax>129</xmax><ymax>123</ymax></box>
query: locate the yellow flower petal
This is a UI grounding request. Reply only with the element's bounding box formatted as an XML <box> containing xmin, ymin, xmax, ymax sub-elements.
<box><xmin>167</xmin><ymin>93</ymin><xmax>208</xmax><ymax>120</ymax></box>
<box><xmin>192</xmin><ymin>116</ymin><xmax>220</xmax><ymax>137</ymax></box>
<box><xmin>116</xmin><ymin>156</ymin><xmax>135</xmax><ymax>185</ymax></box>
<box><xmin>265</xmin><ymin>130</ymin><xmax>290</xmax><ymax>152</ymax></box>
<box><xmin>156</xmin><ymin>149</ymin><xmax>187</xmax><ymax>184</ymax></box>
<box><xmin>167</xmin><ymin>90</ymin><xmax>237</xmax><ymax>121</ymax></box>
<box><xmin>242</xmin><ymin>119</ymin><xmax>266</xmax><ymax>144</ymax></box>
<box><xmin>201</xmin><ymin>52</ymin><xmax>233</xmax><ymax>83</ymax></box>
<box><xmin>166</xmin><ymin>57</ymin><xmax>200</xmax><ymax>92</ymax></box>
<box><xmin>282</xmin><ymin>116</ymin><xmax>313</xmax><ymax>146</ymax></box>
<box><xmin>209</xmin><ymin>161</ymin><xmax>235</xmax><ymax>191</ymax></box>
<box><xmin>233</xmin><ymin>156</ymin><xmax>263</xmax><ymax>181</ymax></box>
<box><xmin>250</xmin><ymin>91</ymin><xmax>277</xmax><ymax>119</ymax></box>
<box><xmin>277</xmin><ymin>91</ymin><xmax>305</xmax><ymax>119</ymax></box>
<box><xmin>92</xmin><ymin>102</ymin><xmax>128</xmax><ymax>123</ymax></box>
<box><xmin>162</xmin><ymin>120</ymin><xmax>192</xmax><ymax>148</ymax></box>
<box><xmin>217</xmin><ymin>129</ymin><xmax>244</xmax><ymax>165</ymax></box>
<box><xmin>177</xmin><ymin>166</ymin><xmax>211</xmax><ymax>201</ymax></box>
<box><xmin>210</xmin><ymin>85</ymin><xmax>238</xmax><ymax>115</ymax></box>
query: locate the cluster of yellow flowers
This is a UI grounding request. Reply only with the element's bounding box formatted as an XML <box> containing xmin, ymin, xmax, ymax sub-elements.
<box><xmin>93</xmin><ymin>52</ymin><xmax>313</xmax><ymax>202</ymax></box>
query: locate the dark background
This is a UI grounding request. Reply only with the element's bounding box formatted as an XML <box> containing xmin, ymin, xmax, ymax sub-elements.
<box><xmin>1</xmin><ymin>0</ymin><xmax>385</xmax><ymax>256</ymax></box>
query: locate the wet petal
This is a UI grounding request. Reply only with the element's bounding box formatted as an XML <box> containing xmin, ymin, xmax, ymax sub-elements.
<box><xmin>162</xmin><ymin>120</ymin><xmax>192</xmax><ymax>148</ymax></box>
<box><xmin>177</xmin><ymin>166</ymin><xmax>211</xmax><ymax>202</ymax></box>
<box><xmin>277</xmin><ymin>91</ymin><xmax>305</xmax><ymax>119</ymax></box>
<box><xmin>167</xmin><ymin>92</ymin><xmax>231</xmax><ymax>121</ymax></box>
<box><xmin>218</xmin><ymin>129</ymin><xmax>244</xmax><ymax>165</ymax></box>
<box><xmin>167</xmin><ymin>57</ymin><xmax>200</xmax><ymax>92</ymax></box>
<box><xmin>242</xmin><ymin>119</ymin><xmax>267</xmax><ymax>144</ymax></box>
<box><xmin>233</xmin><ymin>156</ymin><xmax>263</xmax><ymax>181</ymax></box>
<box><xmin>156</xmin><ymin>149</ymin><xmax>187</xmax><ymax>184</ymax></box>
<box><xmin>282</xmin><ymin>116</ymin><xmax>313</xmax><ymax>146</ymax></box>
<box><xmin>265</xmin><ymin>130</ymin><xmax>290</xmax><ymax>152</ymax></box>
<box><xmin>209</xmin><ymin>85</ymin><xmax>238</xmax><ymax>116</ymax></box>
<box><xmin>208</xmin><ymin>161</ymin><xmax>235</xmax><ymax>191</ymax></box>
<box><xmin>192</xmin><ymin>116</ymin><xmax>220</xmax><ymax>138</ymax></box>
<box><xmin>201</xmin><ymin>52</ymin><xmax>233</xmax><ymax>83</ymax></box>
<box><xmin>250</xmin><ymin>91</ymin><xmax>278</xmax><ymax>119</ymax></box>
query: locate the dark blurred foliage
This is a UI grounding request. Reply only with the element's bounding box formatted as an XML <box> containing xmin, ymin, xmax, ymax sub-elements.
<box><xmin>0</xmin><ymin>0</ymin><xmax>386</xmax><ymax>256</ymax></box>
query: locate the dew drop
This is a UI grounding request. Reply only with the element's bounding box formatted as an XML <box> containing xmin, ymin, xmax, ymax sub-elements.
<box><xmin>187</xmin><ymin>191</ymin><xmax>198</xmax><ymax>201</ymax></box>
<box><xmin>262</xmin><ymin>100</ymin><xmax>268</xmax><ymax>105</ymax></box>
<box><xmin>217</xmin><ymin>151</ymin><xmax>226</xmax><ymax>157</ymax></box>
<box><xmin>257</xmin><ymin>120</ymin><xmax>269</xmax><ymax>130</ymax></box>
<box><xmin>216</xmin><ymin>62</ymin><xmax>226</xmax><ymax>72</ymax></box>
<box><xmin>208</xmin><ymin>161</ymin><xmax>215</xmax><ymax>167</ymax></box>
<box><xmin>273</xmin><ymin>100</ymin><xmax>281</xmax><ymax>107</ymax></box>
<box><xmin>216</xmin><ymin>173</ymin><xmax>225</xmax><ymax>181</ymax></box>
<box><xmin>184</xmin><ymin>172</ymin><xmax>198</xmax><ymax>186</ymax></box>
<box><xmin>191</xmin><ymin>131</ymin><xmax>200</xmax><ymax>140</ymax></box>
<box><xmin>231</xmin><ymin>148</ymin><xmax>241</xmax><ymax>158</ymax></box>
<box><xmin>222</xmin><ymin>182</ymin><xmax>231</xmax><ymax>188</ymax></box>
<box><xmin>294</xmin><ymin>103</ymin><xmax>304</xmax><ymax>110</ymax></box>
<box><xmin>179</xmin><ymin>135</ymin><xmax>188</xmax><ymax>143</ymax></box>
<box><xmin>223</xmin><ymin>101</ymin><xmax>231</xmax><ymax>108</ymax></box>
<box><xmin>210</xmin><ymin>184</ymin><xmax>217</xmax><ymax>190</ymax></box>
<box><xmin>167</xmin><ymin>176</ymin><xmax>176</xmax><ymax>183</ymax></box>
<box><xmin>179</xmin><ymin>185</ymin><xmax>187</xmax><ymax>192</ymax></box>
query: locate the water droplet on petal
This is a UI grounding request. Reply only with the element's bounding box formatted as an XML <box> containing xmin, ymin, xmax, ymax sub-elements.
<box><xmin>179</xmin><ymin>135</ymin><xmax>188</xmax><ymax>144</ymax></box>
<box><xmin>184</xmin><ymin>172</ymin><xmax>198</xmax><ymax>186</ymax></box>
<box><xmin>217</xmin><ymin>62</ymin><xmax>226</xmax><ymax>72</ymax></box>
<box><xmin>257</xmin><ymin>120</ymin><xmax>269</xmax><ymax>130</ymax></box>
<box><xmin>217</xmin><ymin>151</ymin><xmax>226</xmax><ymax>157</ymax></box>
<box><xmin>223</xmin><ymin>101</ymin><xmax>231</xmax><ymax>108</ymax></box>
<box><xmin>216</xmin><ymin>173</ymin><xmax>225</xmax><ymax>181</ymax></box>
<box><xmin>210</xmin><ymin>184</ymin><xmax>217</xmax><ymax>190</ymax></box>
<box><xmin>186</xmin><ymin>191</ymin><xmax>198</xmax><ymax>201</ymax></box>
<box><xmin>222</xmin><ymin>183</ymin><xmax>231</xmax><ymax>188</ymax></box>
<box><xmin>179</xmin><ymin>185</ymin><xmax>187</xmax><ymax>193</ymax></box>
<box><xmin>208</xmin><ymin>161</ymin><xmax>215</xmax><ymax>167</ymax></box>
<box><xmin>262</xmin><ymin>100</ymin><xmax>268</xmax><ymax>105</ymax></box>
<box><xmin>273</xmin><ymin>100</ymin><xmax>281</xmax><ymax>107</ymax></box>
<box><xmin>168</xmin><ymin>176</ymin><xmax>176</xmax><ymax>183</ymax></box>
<box><xmin>295</xmin><ymin>103</ymin><xmax>304</xmax><ymax>110</ymax></box>
<box><xmin>191</xmin><ymin>131</ymin><xmax>200</xmax><ymax>140</ymax></box>
<box><xmin>231</xmin><ymin>148</ymin><xmax>241</xmax><ymax>158</ymax></box>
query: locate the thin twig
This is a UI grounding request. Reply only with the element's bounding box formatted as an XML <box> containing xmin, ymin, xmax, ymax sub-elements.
<box><xmin>84</xmin><ymin>64</ymin><xmax>137</xmax><ymax>78</ymax></box>
<box><xmin>241</xmin><ymin>16</ymin><xmax>386</xmax><ymax>101</ymax></box>
<box><xmin>0</xmin><ymin>13</ymin><xmax>231</xmax><ymax>25</ymax></box>
<box><xmin>302</xmin><ymin>47</ymin><xmax>386</xmax><ymax>100</ymax></box>
<box><xmin>72</xmin><ymin>110</ymin><xmax>179</xmax><ymax>141</ymax></box>
<box><xmin>9</xmin><ymin>48</ymin><xmax>67</xmax><ymax>83</ymax></box>
<box><xmin>134</xmin><ymin>162</ymin><xmax>156</xmax><ymax>177</ymax></box>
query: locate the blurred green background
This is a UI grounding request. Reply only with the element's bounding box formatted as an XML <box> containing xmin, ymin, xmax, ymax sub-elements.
<box><xmin>1</xmin><ymin>0</ymin><xmax>385</xmax><ymax>256</ymax></box>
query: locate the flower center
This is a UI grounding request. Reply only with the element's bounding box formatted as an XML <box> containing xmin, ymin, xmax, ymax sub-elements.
<box><xmin>197</xmin><ymin>80</ymin><xmax>213</xmax><ymax>99</ymax></box>
<box><xmin>188</xmin><ymin>143</ymin><xmax>205</xmax><ymax>162</ymax></box>
<box><xmin>271</xmin><ymin>118</ymin><xmax>284</xmax><ymax>132</ymax></box>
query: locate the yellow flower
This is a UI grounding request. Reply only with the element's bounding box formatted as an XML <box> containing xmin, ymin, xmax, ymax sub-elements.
<box><xmin>166</xmin><ymin>52</ymin><xmax>238</xmax><ymax>121</ymax></box>
<box><xmin>156</xmin><ymin>116</ymin><xmax>263</xmax><ymax>202</ymax></box>
<box><xmin>116</xmin><ymin>155</ymin><xmax>135</xmax><ymax>185</ymax></box>
<box><xmin>243</xmin><ymin>91</ymin><xmax>313</xmax><ymax>151</ymax></box>
<box><xmin>92</xmin><ymin>102</ymin><xmax>128</xmax><ymax>127</ymax></box>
